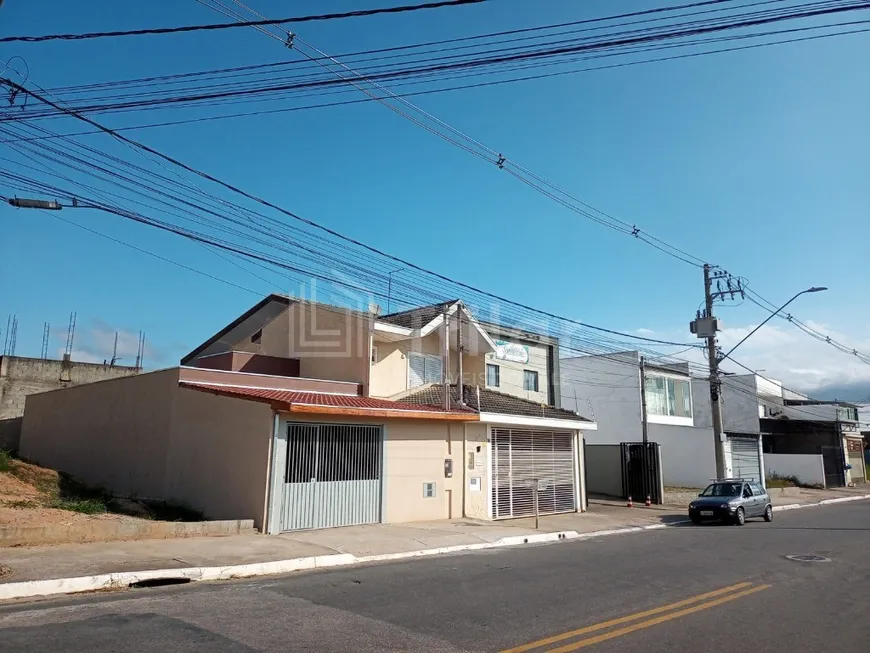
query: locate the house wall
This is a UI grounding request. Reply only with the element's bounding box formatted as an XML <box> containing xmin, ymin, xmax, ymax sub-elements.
<box><xmin>273</xmin><ymin>414</ymin><xmax>466</xmax><ymax>526</ymax></box>
<box><xmin>19</xmin><ymin>369</ymin><xmax>274</xmax><ymax>529</ymax></box>
<box><xmin>165</xmin><ymin>388</ymin><xmax>273</xmax><ymax>527</ymax></box>
<box><xmin>692</xmin><ymin>376</ymin><xmax>762</xmax><ymax>435</ymax></box>
<box><xmin>0</xmin><ymin>355</ymin><xmax>139</xmax><ymax>452</ymax></box>
<box><xmin>765</xmin><ymin>453</ymin><xmax>826</xmax><ymax>487</ymax></box>
<box><xmin>584</xmin><ymin>444</ymin><xmax>623</xmax><ymax>497</ymax></box>
<box><xmin>370</xmin><ymin>330</ymin><xmax>485</xmax><ymax>399</ymax></box>
<box><xmin>464</xmin><ymin>422</ymin><xmax>489</xmax><ymax>519</ymax></box>
<box><xmin>19</xmin><ymin>369</ymin><xmax>180</xmax><ymax>499</ymax></box>
<box><xmin>239</xmin><ymin>303</ymin><xmax>372</xmax><ymax>391</ymax></box>
<box><xmin>484</xmin><ymin>337</ymin><xmax>550</xmax><ymax>405</ymax></box>
<box><xmin>561</xmin><ymin>353</ymin><xmax>642</xmax><ymax>444</ymax></box>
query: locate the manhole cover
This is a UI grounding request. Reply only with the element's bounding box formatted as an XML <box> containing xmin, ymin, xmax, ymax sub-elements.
<box><xmin>786</xmin><ymin>554</ymin><xmax>831</xmax><ymax>563</ymax></box>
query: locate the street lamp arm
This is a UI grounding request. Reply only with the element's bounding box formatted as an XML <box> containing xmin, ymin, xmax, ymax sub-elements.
<box><xmin>718</xmin><ymin>287</ymin><xmax>827</xmax><ymax>363</ymax></box>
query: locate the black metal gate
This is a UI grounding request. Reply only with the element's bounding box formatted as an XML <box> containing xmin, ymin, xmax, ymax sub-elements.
<box><xmin>821</xmin><ymin>445</ymin><xmax>845</xmax><ymax>488</ymax></box>
<box><xmin>620</xmin><ymin>442</ymin><xmax>663</xmax><ymax>505</ymax></box>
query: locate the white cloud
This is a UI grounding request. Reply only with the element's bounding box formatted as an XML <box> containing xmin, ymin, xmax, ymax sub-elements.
<box><xmin>55</xmin><ymin>320</ymin><xmax>166</xmax><ymax>367</ymax></box>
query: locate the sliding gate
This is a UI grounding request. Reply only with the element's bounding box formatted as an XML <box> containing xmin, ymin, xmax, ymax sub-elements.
<box><xmin>620</xmin><ymin>442</ymin><xmax>663</xmax><ymax>505</ymax></box>
<box><xmin>280</xmin><ymin>423</ymin><xmax>382</xmax><ymax>531</ymax></box>
<box><xmin>491</xmin><ymin>428</ymin><xmax>576</xmax><ymax>519</ymax></box>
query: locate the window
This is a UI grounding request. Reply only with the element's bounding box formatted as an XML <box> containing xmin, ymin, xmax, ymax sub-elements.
<box><xmin>250</xmin><ymin>329</ymin><xmax>262</xmax><ymax>344</ymax></box>
<box><xmin>408</xmin><ymin>353</ymin><xmax>443</xmax><ymax>388</ymax></box>
<box><xmin>423</xmin><ymin>482</ymin><xmax>436</xmax><ymax>498</ymax></box>
<box><xmin>750</xmin><ymin>482</ymin><xmax>765</xmax><ymax>496</ymax></box>
<box><xmin>486</xmin><ymin>363</ymin><xmax>500</xmax><ymax>388</ymax></box>
<box><xmin>523</xmin><ymin>369</ymin><xmax>539</xmax><ymax>392</ymax></box>
<box><xmin>644</xmin><ymin>374</ymin><xmax>692</xmax><ymax>418</ymax></box>
<box><xmin>371</xmin><ymin>346</ymin><xmax>378</xmax><ymax>364</ymax></box>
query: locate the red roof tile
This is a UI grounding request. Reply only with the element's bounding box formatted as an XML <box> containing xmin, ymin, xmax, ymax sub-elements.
<box><xmin>179</xmin><ymin>382</ymin><xmax>476</xmax><ymax>417</ymax></box>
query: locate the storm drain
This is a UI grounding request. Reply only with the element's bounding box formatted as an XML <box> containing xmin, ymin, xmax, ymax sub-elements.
<box><xmin>786</xmin><ymin>554</ymin><xmax>831</xmax><ymax>563</ymax></box>
<box><xmin>129</xmin><ymin>577</ymin><xmax>192</xmax><ymax>589</ymax></box>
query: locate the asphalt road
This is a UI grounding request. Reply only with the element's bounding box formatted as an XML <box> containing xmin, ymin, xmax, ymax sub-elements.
<box><xmin>1</xmin><ymin>501</ymin><xmax>868</xmax><ymax>652</ymax></box>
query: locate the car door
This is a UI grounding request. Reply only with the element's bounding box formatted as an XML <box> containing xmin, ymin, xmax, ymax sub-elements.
<box><xmin>741</xmin><ymin>483</ymin><xmax>758</xmax><ymax>516</ymax></box>
<box><xmin>751</xmin><ymin>482</ymin><xmax>768</xmax><ymax>515</ymax></box>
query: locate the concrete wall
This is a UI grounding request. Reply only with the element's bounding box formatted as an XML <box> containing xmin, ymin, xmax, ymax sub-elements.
<box><xmin>0</xmin><ymin>356</ymin><xmax>139</xmax><ymax>452</ymax></box>
<box><xmin>19</xmin><ymin>369</ymin><xmax>274</xmax><ymax>529</ymax></box>
<box><xmin>765</xmin><ymin>453</ymin><xmax>826</xmax><ymax>487</ymax></box>
<box><xmin>649</xmin><ymin>423</ymin><xmax>717</xmax><ymax>489</ymax></box>
<box><xmin>166</xmin><ymin>388</ymin><xmax>273</xmax><ymax>527</ymax></box>
<box><xmin>20</xmin><ymin>369</ymin><xmax>180</xmax><ymax>499</ymax></box>
<box><xmin>584</xmin><ymin>444</ymin><xmax>623</xmax><ymax>497</ymax></box>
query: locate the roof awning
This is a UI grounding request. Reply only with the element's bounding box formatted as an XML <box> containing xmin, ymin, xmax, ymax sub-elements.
<box><xmin>180</xmin><ymin>382</ymin><xmax>478</xmax><ymax>421</ymax></box>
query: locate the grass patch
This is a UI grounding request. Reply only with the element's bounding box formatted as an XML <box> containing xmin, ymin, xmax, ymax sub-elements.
<box><xmin>766</xmin><ymin>472</ymin><xmax>823</xmax><ymax>490</ymax></box>
<box><xmin>2</xmin><ymin>455</ymin><xmax>205</xmax><ymax>520</ymax></box>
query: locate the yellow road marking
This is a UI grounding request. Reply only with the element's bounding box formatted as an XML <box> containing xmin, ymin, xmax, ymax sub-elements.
<box><xmin>546</xmin><ymin>584</ymin><xmax>771</xmax><ymax>652</ymax></box>
<box><xmin>500</xmin><ymin>582</ymin><xmax>754</xmax><ymax>653</ymax></box>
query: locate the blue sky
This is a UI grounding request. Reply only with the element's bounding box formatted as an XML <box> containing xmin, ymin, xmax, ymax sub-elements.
<box><xmin>1</xmin><ymin>1</ymin><xmax>868</xmax><ymax>396</ymax></box>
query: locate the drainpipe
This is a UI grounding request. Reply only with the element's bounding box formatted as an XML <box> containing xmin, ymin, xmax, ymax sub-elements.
<box><xmin>462</xmin><ymin>421</ymin><xmax>468</xmax><ymax>518</ymax></box>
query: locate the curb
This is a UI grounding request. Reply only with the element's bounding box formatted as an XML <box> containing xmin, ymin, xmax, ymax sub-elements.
<box><xmin>773</xmin><ymin>493</ymin><xmax>870</xmax><ymax>513</ymax></box>
<box><xmin>3</xmin><ymin>495</ymin><xmax>868</xmax><ymax>602</ymax></box>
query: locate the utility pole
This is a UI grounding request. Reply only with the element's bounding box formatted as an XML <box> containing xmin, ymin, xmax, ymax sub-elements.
<box><xmin>639</xmin><ymin>356</ymin><xmax>650</xmax><ymax>502</ymax></box>
<box><xmin>703</xmin><ymin>264</ymin><xmax>728</xmax><ymax>479</ymax></box>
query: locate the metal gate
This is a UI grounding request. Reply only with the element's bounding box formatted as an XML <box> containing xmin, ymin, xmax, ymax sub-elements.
<box><xmin>280</xmin><ymin>423</ymin><xmax>382</xmax><ymax>531</ymax></box>
<box><xmin>491</xmin><ymin>428</ymin><xmax>576</xmax><ymax>519</ymax></box>
<box><xmin>620</xmin><ymin>442</ymin><xmax>663</xmax><ymax>505</ymax></box>
<box><xmin>821</xmin><ymin>445</ymin><xmax>845</xmax><ymax>488</ymax></box>
<box><xmin>728</xmin><ymin>435</ymin><xmax>762</xmax><ymax>482</ymax></box>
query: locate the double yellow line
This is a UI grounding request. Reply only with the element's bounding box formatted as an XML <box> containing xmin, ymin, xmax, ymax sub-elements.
<box><xmin>501</xmin><ymin>581</ymin><xmax>771</xmax><ymax>652</ymax></box>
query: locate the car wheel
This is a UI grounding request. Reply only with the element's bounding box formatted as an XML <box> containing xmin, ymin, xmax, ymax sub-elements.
<box><xmin>763</xmin><ymin>505</ymin><xmax>773</xmax><ymax>522</ymax></box>
<box><xmin>734</xmin><ymin>507</ymin><xmax>745</xmax><ymax>526</ymax></box>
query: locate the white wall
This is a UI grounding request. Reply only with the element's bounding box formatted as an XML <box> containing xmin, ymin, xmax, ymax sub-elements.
<box><xmin>653</xmin><ymin>427</ymin><xmax>718</xmax><ymax>489</ymax></box>
<box><xmin>765</xmin><ymin>453</ymin><xmax>826</xmax><ymax>488</ymax></box>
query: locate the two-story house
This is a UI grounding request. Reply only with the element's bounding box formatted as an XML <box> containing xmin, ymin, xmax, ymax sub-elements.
<box><xmin>181</xmin><ymin>295</ymin><xmax>596</xmax><ymax>523</ymax></box>
<box><xmin>561</xmin><ymin>351</ymin><xmax>721</xmax><ymax>489</ymax></box>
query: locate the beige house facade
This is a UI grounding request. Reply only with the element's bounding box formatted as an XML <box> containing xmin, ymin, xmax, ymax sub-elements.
<box><xmin>19</xmin><ymin>296</ymin><xmax>595</xmax><ymax>534</ymax></box>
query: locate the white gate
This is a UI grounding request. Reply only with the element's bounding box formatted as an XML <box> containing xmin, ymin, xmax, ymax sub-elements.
<box><xmin>729</xmin><ymin>435</ymin><xmax>762</xmax><ymax>482</ymax></box>
<box><xmin>280</xmin><ymin>423</ymin><xmax>382</xmax><ymax>531</ymax></box>
<box><xmin>491</xmin><ymin>428</ymin><xmax>576</xmax><ymax>519</ymax></box>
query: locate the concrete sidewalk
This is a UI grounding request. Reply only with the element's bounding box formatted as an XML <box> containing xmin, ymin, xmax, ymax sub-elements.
<box><xmin>1</xmin><ymin>490</ymin><xmax>867</xmax><ymax>601</ymax></box>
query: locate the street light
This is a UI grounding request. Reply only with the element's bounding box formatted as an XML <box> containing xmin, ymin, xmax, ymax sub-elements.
<box><xmin>718</xmin><ymin>286</ymin><xmax>828</xmax><ymax>363</ymax></box>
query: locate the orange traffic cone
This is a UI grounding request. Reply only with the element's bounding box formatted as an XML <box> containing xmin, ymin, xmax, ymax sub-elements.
<box><xmin>627</xmin><ymin>495</ymin><xmax>633</xmax><ymax>508</ymax></box>
<box><xmin>645</xmin><ymin>495</ymin><xmax>652</xmax><ymax>507</ymax></box>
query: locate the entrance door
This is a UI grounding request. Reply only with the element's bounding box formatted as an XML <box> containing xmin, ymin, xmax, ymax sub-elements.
<box><xmin>846</xmin><ymin>438</ymin><xmax>866</xmax><ymax>484</ymax></box>
<box><xmin>280</xmin><ymin>423</ymin><xmax>382</xmax><ymax>531</ymax></box>
<box><xmin>729</xmin><ymin>435</ymin><xmax>762</xmax><ymax>482</ymax></box>
<box><xmin>491</xmin><ymin>428</ymin><xmax>576</xmax><ymax>519</ymax></box>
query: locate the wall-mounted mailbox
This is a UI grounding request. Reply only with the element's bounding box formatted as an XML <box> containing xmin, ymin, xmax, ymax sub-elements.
<box><xmin>444</xmin><ymin>458</ymin><xmax>453</xmax><ymax>478</ymax></box>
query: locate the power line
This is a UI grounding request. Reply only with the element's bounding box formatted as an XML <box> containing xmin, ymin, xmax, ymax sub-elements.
<box><xmin>0</xmin><ymin>77</ymin><xmax>703</xmax><ymax>353</ymax></box>
<box><xmin>213</xmin><ymin>0</ymin><xmax>870</xmax><ymax>366</ymax></box>
<box><xmin>0</xmin><ymin>0</ymin><xmax>486</xmax><ymax>44</ymax></box>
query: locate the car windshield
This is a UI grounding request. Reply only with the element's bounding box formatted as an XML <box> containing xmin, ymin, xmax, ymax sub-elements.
<box><xmin>700</xmin><ymin>483</ymin><xmax>742</xmax><ymax>497</ymax></box>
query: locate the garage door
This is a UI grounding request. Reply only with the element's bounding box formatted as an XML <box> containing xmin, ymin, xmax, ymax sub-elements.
<box><xmin>728</xmin><ymin>435</ymin><xmax>762</xmax><ymax>482</ymax></box>
<box><xmin>280</xmin><ymin>423</ymin><xmax>382</xmax><ymax>531</ymax></box>
<box><xmin>491</xmin><ymin>428</ymin><xmax>576</xmax><ymax>519</ymax></box>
